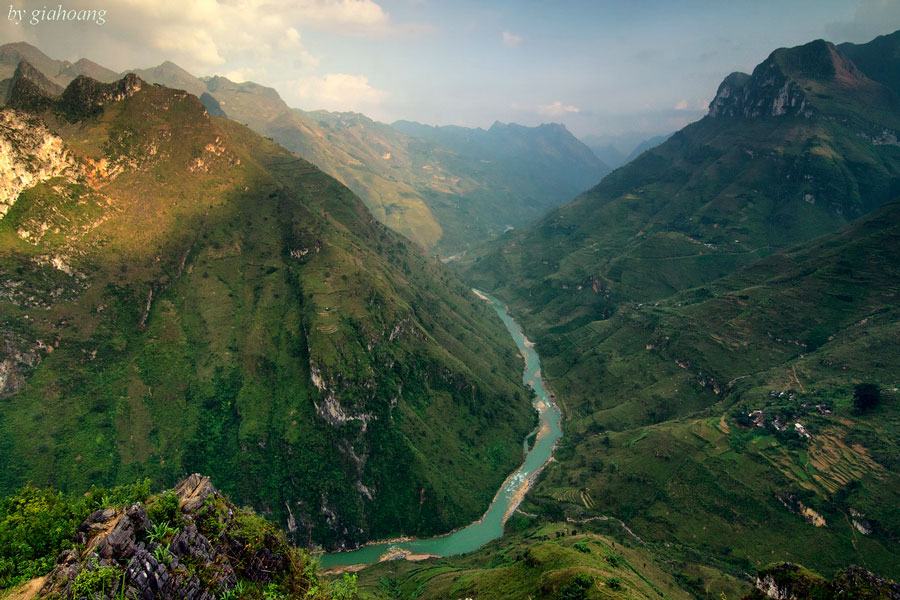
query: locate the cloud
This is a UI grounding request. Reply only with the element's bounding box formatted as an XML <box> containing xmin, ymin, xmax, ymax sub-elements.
<box><xmin>502</xmin><ymin>31</ymin><xmax>523</xmax><ymax>48</ymax></box>
<box><xmin>825</xmin><ymin>0</ymin><xmax>900</xmax><ymax>43</ymax></box>
<box><xmin>3</xmin><ymin>0</ymin><xmax>406</xmax><ymax>75</ymax></box>
<box><xmin>294</xmin><ymin>73</ymin><xmax>389</xmax><ymax>112</ymax></box>
<box><xmin>674</xmin><ymin>99</ymin><xmax>689</xmax><ymax>110</ymax></box>
<box><xmin>537</xmin><ymin>101</ymin><xmax>580</xmax><ymax>117</ymax></box>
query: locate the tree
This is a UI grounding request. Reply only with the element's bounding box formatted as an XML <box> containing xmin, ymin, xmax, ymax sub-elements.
<box><xmin>853</xmin><ymin>383</ymin><xmax>881</xmax><ymax>411</ymax></box>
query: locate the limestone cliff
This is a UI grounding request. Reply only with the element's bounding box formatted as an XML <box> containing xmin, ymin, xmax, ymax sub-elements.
<box><xmin>0</xmin><ymin>108</ymin><xmax>79</xmax><ymax>217</ymax></box>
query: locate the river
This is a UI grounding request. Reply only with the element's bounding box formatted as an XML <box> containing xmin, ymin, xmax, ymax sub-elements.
<box><xmin>318</xmin><ymin>290</ymin><xmax>563</xmax><ymax>569</ymax></box>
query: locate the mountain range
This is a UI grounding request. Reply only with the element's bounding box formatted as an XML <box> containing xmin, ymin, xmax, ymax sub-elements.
<box><xmin>458</xmin><ymin>29</ymin><xmax>900</xmax><ymax>591</ymax></box>
<box><xmin>0</xmin><ymin>42</ymin><xmax>609</xmax><ymax>254</ymax></box>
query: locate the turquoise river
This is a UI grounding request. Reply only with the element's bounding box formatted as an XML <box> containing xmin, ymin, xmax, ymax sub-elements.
<box><xmin>319</xmin><ymin>290</ymin><xmax>563</xmax><ymax>568</ymax></box>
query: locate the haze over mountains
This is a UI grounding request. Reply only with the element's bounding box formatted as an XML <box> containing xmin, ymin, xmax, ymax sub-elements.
<box><xmin>0</xmin><ymin>41</ymin><xmax>609</xmax><ymax>254</ymax></box>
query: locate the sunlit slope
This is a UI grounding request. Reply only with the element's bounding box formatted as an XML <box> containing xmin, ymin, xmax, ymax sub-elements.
<box><xmin>0</xmin><ymin>74</ymin><xmax>534</xmax><ymax>549</ymax></box>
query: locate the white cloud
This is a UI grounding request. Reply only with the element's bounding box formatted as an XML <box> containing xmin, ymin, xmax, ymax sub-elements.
<box><xmin>674</xmin><ymin>99</ymin><xmax>689</xmax><ymax>110</ymax></box>
<box><xmin>825</xmin><ymin>0</ymin><xmax>900</xmax><ymax>43</ymax></box>
<box><xmin>502</xmin><ymin>31</ymin><xmax>523</xmax><ymax>48</ymax></box>
<box><xmin>294</xmin><ymin>73</ymin><xmax>389</xmax><ymax>113</ymax></box>
<box><xmin>7</xmin><ymin>0</ymin><xmax>403</xmax><ymax>75</ymax></box>
<box><xmin>537</xmin><ymin>101</ymin><xmax>580</xmax><ymax>117</ymax></box>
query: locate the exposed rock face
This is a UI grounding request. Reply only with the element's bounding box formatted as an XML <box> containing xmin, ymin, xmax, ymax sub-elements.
<box><xmin>40</xmin><ymin>475</ymin><xmax>290</xmax><ymax>600</ymax></box>
<box><xmin>709</xmin><ymin>69</ymin><xmax>809</xmax><ymax>118</ymax></box>
<box><xmin>709</xmin><ymin>40</ymin><xmax>870</xmax><ymax>119</ymax></box>
<box><xmin>59</xmin><ymin>72</ymin><xmax>143</xmax><ymax>120</ymax></box>
<box><xmin>746</xmin><ymin>562</ymin><xmax>900</xmax><ymax>600</ymax></box>
<box><xmin>0</xmin><ymin>334</ymin><xmax>52</xmax><ymax>397</ymax></box>
<box><xmin>0</xmin><ymin>108</ymin><xmax>80</xmax><ymax>217</ymax></box>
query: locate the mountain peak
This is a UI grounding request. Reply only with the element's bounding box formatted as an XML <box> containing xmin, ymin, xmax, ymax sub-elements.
<box><xmin>708</xmin><ymin>37</ymin><xmax>881</xmax><ymax>119</ymax></box>
<box><xmin>59</xmin><ymin>72</ymin><xmax>144</xmax><ymax>120</ymax></box>
<box><xmin>6</xmin><ymin>59</ymin><xmax>64</xmax><ymax>110</ymax></box>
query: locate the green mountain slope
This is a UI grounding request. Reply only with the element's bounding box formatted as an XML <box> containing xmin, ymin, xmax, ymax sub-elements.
<box><xmin>1</xmin><ymin>43</ymin><xmax>607</xmax><ymax>253</ymax></box>
<box><xmin>838</xmin><ymin>30</ymin><xmax>900</xmax><ymax>96</ymax></box>
<box><xmin>0</xmin><ymin>74</ymin><xmax>535</xmax><ymax>550</ymax></box>
<box><xmin>429</xmin><ymin>201</ymin><xmax>896</xmax><ymax>598</ymax></box>
<box><xmin>465</xmin><ymin>34</ymin><xmax>900</xmax><ymax>338</ymax></box>
<box><xmin>456</xmin><ymin>31</ymin><xmax>900</xmax><ymax>587</ymax></box>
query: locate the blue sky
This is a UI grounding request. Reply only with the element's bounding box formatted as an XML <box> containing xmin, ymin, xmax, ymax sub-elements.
<box><xmin>3</xmin><ymin>0</ymin><xmax>899</xmax><ymax>138</ymax></box>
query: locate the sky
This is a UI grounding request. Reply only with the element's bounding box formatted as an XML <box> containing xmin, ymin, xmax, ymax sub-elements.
<box><xmin>2</xmin><ymin>0</ymin><xmax>900</xmax><ymax>140</ymax></box>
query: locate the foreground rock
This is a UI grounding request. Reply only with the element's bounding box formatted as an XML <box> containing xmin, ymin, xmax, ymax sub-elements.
<box><xmin>38</xmin><ymin>474</ymin><xmax>356</xmax><ymax>600</ymax></box>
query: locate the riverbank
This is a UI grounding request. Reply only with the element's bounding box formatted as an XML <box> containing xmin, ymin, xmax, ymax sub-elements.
<box><xmin>316</xmin><ymin>290</ymin><xmax>563</xmax><ymax>569</ymax></box>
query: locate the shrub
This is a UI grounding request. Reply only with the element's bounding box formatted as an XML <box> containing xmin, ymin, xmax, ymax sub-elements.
<box><xmin>557</xmin><ymin>574</ymin><xmax>593</xmax><ymax>600</ymax></box>
<box><xmin>0</xmin><ymin>481</ymin><xmax>149</xmax><ymax>590</ymax></box>
<box><xmin>853</xmin><ymin>383</ymin><xmax>881</xmax><ymax>412</ymax></box>
<box><xmin>146</xmin><ymin>491</ymin><xmax>180</xmax><ymax>526</ymax></box>
<box><xmin>71</xmin><ymin>559</ymin><xmax>119</xmax><ymax>598</ymax></box>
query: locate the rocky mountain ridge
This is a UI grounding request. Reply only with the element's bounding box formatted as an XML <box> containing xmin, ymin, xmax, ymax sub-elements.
<box><xmin>0</xmin><ymin>42</ymin><xmax>609</xmax><ymax>253</ymax></box>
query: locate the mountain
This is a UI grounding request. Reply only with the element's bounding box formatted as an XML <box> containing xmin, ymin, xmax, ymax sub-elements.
<box><xmin>465</xmin><ymin>34</ymin><xmax>900</xmax><ymax>336</ymax></box>
<box><xmin>3</xmin><ymin>60</ymin><xmax>63</xmax><ymax>109</ymax></box>
<box><xmin>0</xmin><ymin>42</ymin><xmax>117</xmax><ymax>86</ymax></box>
<box><xmin>837</xmin><ymin>30</ymin><xmax>900</xmax><ymax>97</ymax></box>
<box><xmin>622</xmin><ymin>133</ymin><xmax>671</xmax><ymax>164</ymax></box>
<box><xmin>583</xmin><ymin>131</ymin><xmax>672</xmax><ymax>170</ymax></box>
<box><xmin>521</xmin><ymin>200</ymin><xmax>900</xmax><ymax>575</ymax></box>
<box><xmin>0</xmin><ymin>72</ymin><xmax>535</xmax><ymax>550</ymax></box>
<box><xmin>391</xmin><ymin>120</ymin><xmax>610</xmax><ymax>243</ymax></box>
<box><xmin>82</xmin><ymin>48</ymin><xmax>605</xmax><ymax>253</ymax></box>
<box><xmin>459</xmin><ymin>31</ymin><xmax>900</xmax><ymax>586</ymax></box>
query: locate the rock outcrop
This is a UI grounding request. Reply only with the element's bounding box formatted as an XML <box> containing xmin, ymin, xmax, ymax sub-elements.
<box><xmin>744</xmin><ymin>562</ymin><xmax>900</xmax><ymax>600</ymax></box>
<box><xmin>39</xmin><ymin>475</ymin><xmax>307</xmax><ymax>600</ymax></box>
<box><xmin>709</xmin><ymin>39</ymin><xmax>874</xmax><ymax>119</ymax></box>
<box><xmin>0</xmin><ymin>108</ymin><xmax>80</xmax><ymax>217</ymax></box>
<box><xmin>59</xmin><ymin>72</ymin><xmax>143</xmax><ymax>120</ymax></box>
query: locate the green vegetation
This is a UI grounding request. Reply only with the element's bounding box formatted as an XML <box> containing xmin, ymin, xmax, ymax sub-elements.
<box><xmin>853</xmin><ymin>383</ymin><xmax>881</xmax><ymax>412</ymax></box>
<box><xmin>0</xmin><ymin>480</ymin><xmax>148</xmax><ymax>588</ymax></box>
<box><xmin>71</xmin><ymin>559</ymin><xmax>119</xmax><ymax>598</ymax></box>
<box><xmin>452</xmin><ymin>31</ymin><xmax>900</xmax><ymax>591</ymax></box>
<box><xmin>0</xmin><ymin>477</ymin><xmax>362</xmax><ymax>599</ymax></box>
<box><xmin>351</xmin><ymin>519</ymin><xmax>728</xmax><ymax>600</ymax></box>
<box><xmin>0</xmin><ymin>75</ymin><xmax>534</xmax><ymax>550</ymax></box>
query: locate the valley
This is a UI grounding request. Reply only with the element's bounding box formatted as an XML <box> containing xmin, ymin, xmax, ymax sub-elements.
<box><xmin>1</xmin><ymin>11</ymin><xmax>900</xmax><ymax>600</ymax></box>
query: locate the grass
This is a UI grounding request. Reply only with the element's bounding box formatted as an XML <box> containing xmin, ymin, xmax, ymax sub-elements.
<box><xmin>350</xmin><ymin>520</ymin><xmax>720</xmax><ymax>600</ymax></box>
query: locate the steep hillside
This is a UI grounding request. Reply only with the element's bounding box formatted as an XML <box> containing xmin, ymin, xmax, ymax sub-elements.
<box><xmin>2</xmin><ymin>43</ymin><xmax>608</xmax><ymax>253</ymax></box>
<box><xmin>489</xmin><ymin>199</ymin><xmax>900</xmax><ymax>585</ymax></box>
<box><xmin>458</xmin><ymin>31</ymin><xmax>900</xmax><ymax>586</ymax></box>
<box><xmin>391</xmin><ymin>119</ymin><xmax>610</xmax><ymax>248</ymax></box>
<box><xmin>837</xmin><ymin>30</ymin><xmax>900</xmax><ymax>96</ymax></box>
<box><xmin>0</xmin><ymin>73</ymin><xmax>535</xmax><ymax>550</ymax></box>
<box><xmin>465</xmin><ymin>34</ymin><xmax>900</xmax><ymax>337</ymax></box>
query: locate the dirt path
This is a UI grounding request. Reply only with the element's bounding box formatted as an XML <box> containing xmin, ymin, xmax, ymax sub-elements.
<box><xmin>1</xmin><ymin>576</ymin><xmax>47</xmax><ymax>600</ymax></box>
